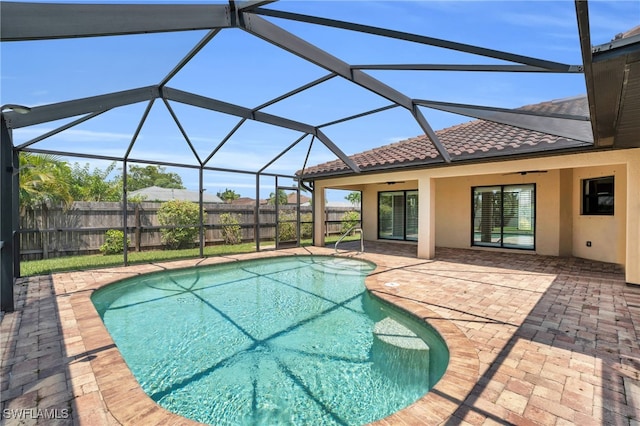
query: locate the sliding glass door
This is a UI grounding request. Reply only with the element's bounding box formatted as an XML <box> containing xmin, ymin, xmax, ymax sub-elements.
<box><xmin>472</xmin><ymin>184</ymin><xmax>535</xmax><ymax>250</ymax></box>
<box><xmin>378</xmin><ymin>190</ymin><xmax>418</xmax><ymax>241</ymax></box>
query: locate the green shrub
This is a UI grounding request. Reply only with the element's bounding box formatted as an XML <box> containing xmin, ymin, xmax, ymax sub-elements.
<box><xmin>278</xmin><ymin>211</ymin><xmax>297</xmax><ymax>242</ymax></box>
<box><xmin>220</xmin><ymin>213</ymin><xmax>242</xmax><ymax>245</ymax></box>
<box><xmin>158</xmin><ymin>200</ymin><xmax>206</xmax><ymax>250</ymax></box>
<box><xmin>340</xmin><ymin>210</ymin><xmax>361</xmax><ymax>234</ymax></box>
<box><xmin>276</xmin><ymin>211</ymin><xmax>313</xmax><ymax>241</ymax></box>
<box><xmin>300</xmin><ymin>212</ymin><xmax>312</xmax><ymax>239</ymax></box>
<box><xmin>99</xmin><ymin>229</ymin><xmax>129</xmax><ymax>255</ymax></box>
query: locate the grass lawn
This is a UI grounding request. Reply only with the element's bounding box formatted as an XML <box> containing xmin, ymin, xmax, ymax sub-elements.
<box><xmin>19</xmin><ymin>235</ymin><xmax>360</xmax><ymax>277</ymax></box>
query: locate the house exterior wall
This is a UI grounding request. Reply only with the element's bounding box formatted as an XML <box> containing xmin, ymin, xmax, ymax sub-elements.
<box><xmin>433</xmin><ymin>170</ymin><xmax>564</xmax><ymax>255</ymax></box>
<box><xmin>571</xmin><ymin>164</ymin><xmax>626</xmax><ymax>265</ymax></box>
<box><xmin>558</xmin><ymin>169</ymin><xmax>573</xmax><ymax>257</ymax></box>
<box><xmin>312</xmin><ymin>148</ymin><xmax>639</xmax><ymax>282</ymax></box>
<box><xmin>361</xmin><ymin>181</ymin><xmax>417</xmax><ymax>242</ymax></box>
<box><xmin>432</xmin><ymin>165</ymin><xmax>626</xmax><ymax>264</ymax></box>
<box><xmin>626</xmin><ymin>154</ymin><xmax>640</xmax><ymax>286</ymax></box>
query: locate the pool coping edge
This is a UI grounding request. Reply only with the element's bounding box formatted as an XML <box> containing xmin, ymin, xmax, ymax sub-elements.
<box><xmin>53</xmin><ymin>248</ymin><xmax>479</xmax><ymax>425</ymax></box>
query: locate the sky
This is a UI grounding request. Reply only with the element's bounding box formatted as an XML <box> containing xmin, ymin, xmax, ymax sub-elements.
<box><xmin>1</xmin><ymin>0</ymin><xmax>638</xmax><ymax>201</ymax></box>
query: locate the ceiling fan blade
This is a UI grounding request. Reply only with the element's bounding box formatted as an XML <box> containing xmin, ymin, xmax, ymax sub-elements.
<box><xmin>502</xmin><ymin>170</ymin><xmax>548</xmax><ymax>176</ymax></box>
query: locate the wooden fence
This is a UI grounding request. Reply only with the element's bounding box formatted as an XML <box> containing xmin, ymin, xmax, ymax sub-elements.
<box><xmin>18</xmin><ymin>202</ymin><xmax>359</xmax><ymax>260</ymax></box>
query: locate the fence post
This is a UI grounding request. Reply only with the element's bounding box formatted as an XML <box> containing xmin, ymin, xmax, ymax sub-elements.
<box><xmin>135</xmin><ymin>203</ymin><xmax>141</xmax><ymax>252</ymax></box>
<box><xmin>42</xmin><ymin>205</ymin><xmax>49</xmax><ymax>259</ymax></box>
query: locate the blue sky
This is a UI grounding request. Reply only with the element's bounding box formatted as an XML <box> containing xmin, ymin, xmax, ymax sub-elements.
<box><xmin>1</xmin><ymin>0</ymin><xmax>638</xmax><ymax>200</ymax></box>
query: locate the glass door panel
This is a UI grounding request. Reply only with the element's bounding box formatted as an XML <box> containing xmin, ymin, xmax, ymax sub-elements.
<box><xmin>379</xmin><ymin>191</ymin><xmax>405</xmax><ymax>240</ymax></box>
<box><xmin>473</xmin><ymin>186</ymin><xmax>501</xmax><ymax>247</ymax></box>
<box><xmin>378</xmin><ymin>190</ymin><xmax>418</xmax><ymax>241</ymax></box>
<box><xmin>406</xmin><ymin>191</ymin><xmax>418</xmax><ymax>241</ymax></box>
<box><xmin>502</xmin><ymin>185</ymin><xmax>535</xmax><ymax>249</ymax></box>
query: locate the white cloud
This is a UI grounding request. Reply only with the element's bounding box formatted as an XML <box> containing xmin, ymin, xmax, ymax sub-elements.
<box><xmin>386</xmin><ymin>136</ymin><xmax>412</xmax><ymax>144</ymax></box>
<box><xmin>14</xmin><ymin>127</ymin><xmax>133</xmax><ymax>143</ymax></box>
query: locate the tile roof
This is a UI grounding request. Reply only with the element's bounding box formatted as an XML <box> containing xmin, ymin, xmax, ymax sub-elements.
<box><xmin>287</xmin><ymin>193</ymin><xmax>311</xmax><ymax>204</ymax></box>
<box><xmin>301</xmin><ymin>95</ymin><xmax>593</xmax><ymax>178</ymax></box>
<box><xmin>619</xmin><ymin>25</ymin><xmax>640</xmax><ymax>39</ymax></box>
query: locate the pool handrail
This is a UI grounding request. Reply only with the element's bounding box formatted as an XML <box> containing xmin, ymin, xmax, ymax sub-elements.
<box><xmin>335</xmin><ymin>226</ymin><xmax>364</xmax><ymax>254</ymax></box>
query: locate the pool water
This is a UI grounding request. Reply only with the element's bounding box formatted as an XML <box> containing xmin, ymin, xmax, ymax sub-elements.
<box><xmin>92</xmin><ymin>255</ymin><xmax>449</xmax><ymax>425</ymax></box>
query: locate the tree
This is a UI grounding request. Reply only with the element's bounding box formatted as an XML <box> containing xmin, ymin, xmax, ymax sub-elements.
<box><xmin>345</xmin><ymin>192</ymin><xmax>361</xmax><ymax>207</ymax></box>
<box><xmin>219</xmin><ymin>213</ymin><xmax>242</xmax><ymax>244</ymax></box>
<box><xmin>268</xmin><ymin>189</ymin><xmax>288</xmax><ymax>206</ymax></box>
<box><xmin>19</xmin><ymin>153</ymin><xmax>73</xmax><ymax>210</ymax></box>
<box><xmin>69</xmin><ymin>162</ymin><xmax>121</xmax><ymax>202</ymax></box>
<box><xmin>157</xmin><ymin>200</ymin><xmax>205</xmax><ymax>249</ymax></box>
<box><xmin>126</xmin><ymin>165</ymin><xmax>184</xmax><ymax>191</ymax></box>
<box><xmin>99</xmin><ymin>229</ymin><xmax>130</xmax><ymax>255</ymax></box>
<box><xmin>217</xmin><ymin>188</ymin><xmax>240</xmax><ymax>204</ymax></box>
<box><xmin>277</xmin><ymin>211</ymin><xmax>297</xmax><ymax>242</ymax></box>
<box><xmin>340</xmin><ymin>211</ymin><xmax>361</xmax><ymax>234</ymax></box>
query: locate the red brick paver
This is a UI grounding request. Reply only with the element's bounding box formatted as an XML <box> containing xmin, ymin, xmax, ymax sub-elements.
<box><xmin>1</xmin><ymin>246</ymin><xmax>639</xmax><ymax>425</ymax></box>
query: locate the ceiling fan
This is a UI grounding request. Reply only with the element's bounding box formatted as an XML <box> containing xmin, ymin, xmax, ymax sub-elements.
<box><xmin>502</xmin><ymin>170</ymin><xmax>548</xmax><ymax>176</ymax></box>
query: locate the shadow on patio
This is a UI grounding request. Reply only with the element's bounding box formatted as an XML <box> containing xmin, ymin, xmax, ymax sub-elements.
<box><xmin>365</xmin><ymin>246</ymin><xmax>639</xmax><ymax>425</ymax></box>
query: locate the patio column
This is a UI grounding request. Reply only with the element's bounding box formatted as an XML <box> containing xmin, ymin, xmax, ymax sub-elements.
<box><xmin>313</xmin><ymin>185</ymin><xmax>326</xmax><ymax>247</ymax></box>
<box><xmin>626</xmin><ymin>154</ymin><xmax>640</xmax><ymax>286</ymax></box>
<box><xmin>417</xmin><ymin>176</ymin><xmax>436</xmax><ymax>259</ymax></box>
<box><xmin>1</xmin><ymin>115</ymin><xmax>15</xmax><ymax>312</ymax></box>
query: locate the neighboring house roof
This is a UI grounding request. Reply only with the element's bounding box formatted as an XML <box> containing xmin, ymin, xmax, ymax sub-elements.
<box><xmin>326</xmin><ymin>201</ymin><xmax>359</xmax><ymax>208</ymax></box>
<box><xmin>301</xmin><ymin>95</ymin><xmax>594</xmax><ymax>179</ymax></box>
<box><xmin>230</xmin><ymin>194</ymin><xmax>311</xmax><ymax>205</ymax></box>
<box><xmin>617</xmin><ymin>25</ymin><xmax>640</xmax><ymax>39</ymax></box>
<box><xmin>287</xmin><ymin>193</ymin><xmax>311</xmax><ymax>204</ymax></box>
<box><xmin>230</xmin><ymin>197</ymin><xmax>258</xmax><ymax>205</ymax></box>
<box><xmin>129</xmin><ymin>186</ymin><xmax>223</xmax><ymax>203</ymax></box>
<box><xmin>230</xmin><ymin>197</ymin><xmax>270</xmax><ymax>205</ymax></box>
<box><xmin>299</xmin><ymin>200</ymin><xmax>359</xmax><ymax>208</ymax></box>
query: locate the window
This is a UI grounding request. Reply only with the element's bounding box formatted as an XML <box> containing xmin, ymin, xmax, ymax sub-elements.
<box><xmin>378</xmin><ymin>190</ymin><xmax>418</xmax><ymax>241</ymax></box>
<box><xmin>472</xmin><ymin>184</ymin><xmax>535</xmax><ymax>250</ymax></box>
<box><xmin>582</xmin><ymin>176</ymin><xmax>614</xmax><ymax>215</ymax></box>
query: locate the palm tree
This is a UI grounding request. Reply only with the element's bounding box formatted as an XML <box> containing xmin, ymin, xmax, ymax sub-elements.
<box><xmin>345</xmin><ymin>191</ymin><xmax>361</xmax><ymax>208</ymax></box>
<box><xmin>217</xmin><ymin>188</ymin><xmax>240</xmax><ymax>204</ymax></box>
<box><xmin>19</xmin><ymin>153</ymin><xmax>73</xmax><ymax>210</ymax></box>
<box><xmin>268</xmin><ymin>189</ymin><xmax>288</xmax><ymax>206</ymax></box>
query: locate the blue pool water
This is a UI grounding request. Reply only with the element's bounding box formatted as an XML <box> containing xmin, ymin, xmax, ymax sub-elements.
<box><xmin>92</xmin><ymin>255</ymin><xmax>449</xmax><ymax>425</ymax></box>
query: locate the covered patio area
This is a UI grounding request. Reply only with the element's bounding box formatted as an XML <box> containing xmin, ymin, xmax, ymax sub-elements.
<box><xmin>1</xmin><ymin>247</ymin><xmax>638</xmax><ymax>425</ymax></box>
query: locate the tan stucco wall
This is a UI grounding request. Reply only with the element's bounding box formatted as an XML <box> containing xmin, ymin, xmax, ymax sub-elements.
<box><xmin>313</xmin><ymin>148</ymin><xmax>640</xmax><ymax>278</ymax></box>
<box><xmin>626</xmin><ymin>154</ymin><xmax>640</xmax><ymax>285</ymax></box>
<box><xmin>571</xmin><ymin>164</ymin><xmax>626</xmax><ymax>265</ymax></box>
<box><xmin>434</xmin><ymin>170</ymin><xmax>562</xmax><ymax>256</ymax></box>
<box><xmin>361</xmin><ymin>181</ymin><xmax>417</xmax><ymax>241</ymax></box>
<box><xmin>430</xmin><ymin>164</ymin><xmax>626</xmax><ymax>262</ymax></box>
<box><xmin>558</xmin><ymin>169</ymin><xmax>573</xmax><ymax>257</ymax></box>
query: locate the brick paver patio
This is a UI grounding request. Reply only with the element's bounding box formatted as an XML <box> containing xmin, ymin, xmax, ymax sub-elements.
<box><xmin>1</xmin><ymin>245</ymin><xmax>639</xmax><ymax>425</ymax></box>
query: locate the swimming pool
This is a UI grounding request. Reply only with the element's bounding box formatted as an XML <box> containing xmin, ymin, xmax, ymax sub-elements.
<box><xmin>91</xmin><ymin>255</ymin><xmax>449</xmax><ymax>425</ymax></box>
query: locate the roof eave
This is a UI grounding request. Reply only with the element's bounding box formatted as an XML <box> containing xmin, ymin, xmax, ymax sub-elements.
<box><xmin>300</xmin><ymin>143</ymin><xmax>601</xmax><ymax>181</ymax></box>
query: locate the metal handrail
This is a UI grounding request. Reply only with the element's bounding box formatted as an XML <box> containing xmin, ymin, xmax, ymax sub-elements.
<box><xmin>335</xmin><ymin>226</ymin><xmax>364</xmax><ymax>254</ymax></box>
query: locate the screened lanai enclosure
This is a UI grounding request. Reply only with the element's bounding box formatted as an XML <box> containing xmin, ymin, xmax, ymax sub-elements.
<box><xmin>2</xmin><ymin>0</ymin><xmax>639</xmax><ymax>311</ymax></box>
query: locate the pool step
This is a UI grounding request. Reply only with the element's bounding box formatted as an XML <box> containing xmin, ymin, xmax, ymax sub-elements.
<box><xmin>373</xmin><ymin>317</ymin><xmax>430</xmax><ymax>351</ymax></box>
